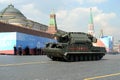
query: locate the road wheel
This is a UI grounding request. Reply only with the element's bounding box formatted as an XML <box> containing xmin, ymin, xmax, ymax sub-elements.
<box><xmin>92</xmin><ymin>55</ymin><xmax>96</xmax><ymax>61</ymax></box>
<box><xmin>84</xmin><ymin>56</ymin><xmax>88</xmax><ymax>61</ymax></box>
<box><xmin>88</xmin><ymin>55</ymin><xmax>92</xmax><ymax>61</ymax></box>
<box><xmin>70</xmin><ymin>55</ymin><xmax>74</xmax><ymax>62</ymax></box>
<box><xmin>75</xmin><ymin>56</ymin><xmax>79</xmax><ymax>61</ymax></box>
<box><xmin>80</xmin><ymin>55</ymin><xmax>84</xmax><ymax>61</ymax></box>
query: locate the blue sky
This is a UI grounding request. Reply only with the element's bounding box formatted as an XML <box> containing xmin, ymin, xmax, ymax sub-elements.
<box><xmin>0</xmin><ymin>0</ymin><xmax>119</xmax><ymax>40</ymax></box>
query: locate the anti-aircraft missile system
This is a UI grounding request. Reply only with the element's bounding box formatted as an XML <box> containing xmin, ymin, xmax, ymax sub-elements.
<box><xmin>44</xmin><ymin>32</ymin><xmax>106</xmax><ymax>61</ymax></box>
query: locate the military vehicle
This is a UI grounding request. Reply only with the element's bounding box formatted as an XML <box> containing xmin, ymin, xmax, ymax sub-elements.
<box><xmin>44</xmin><ymin>32</ymin><xmax>106</xmax><ymax>61</ymax></box>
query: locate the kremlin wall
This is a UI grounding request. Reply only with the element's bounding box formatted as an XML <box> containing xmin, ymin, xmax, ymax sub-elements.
<box><xmin>0</xmin><ymin>4</ymin><xmax>119</xmax><ymax>55</ymax></box>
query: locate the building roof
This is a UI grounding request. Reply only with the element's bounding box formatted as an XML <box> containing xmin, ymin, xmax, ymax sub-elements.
<box><xmin>0</xmin><ymin>4</ymin><xmax>48</xmax><ymax>31</ymax></box>
<box><xmin>0</xmin><ymin>4</ymin><xmax>26</xmax><ymax>19</ymax></box>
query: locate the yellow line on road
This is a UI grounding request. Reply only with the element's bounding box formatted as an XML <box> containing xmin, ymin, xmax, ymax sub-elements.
<box><xmin>0</xmin><ymin>61</ymin><xmax>50</xmax><ymax>67</ymax></box>
<box><xmin>84</xmin><ymin>72</ymin><xmax>120</xmax><ymax>80</ymax></box>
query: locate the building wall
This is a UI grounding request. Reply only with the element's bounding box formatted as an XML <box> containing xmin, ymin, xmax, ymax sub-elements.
<box><xmin>0</xmin><ymin>32</ymin><xmax>56</xmax><ymax>55</ymax></box>
<box><xmin>0</xmin><ymin>32</ymin><xmax>16</xmax><ymax>50</ymax></box>
<box><xmin>100</xmin><ymin>36</ymin><xmax>113</xmax><ymax>52</ymax></box>
<box><xmin>16</xmin><ymin>32</ymin><xmax>56</xmax><ymax>48</ymax></box>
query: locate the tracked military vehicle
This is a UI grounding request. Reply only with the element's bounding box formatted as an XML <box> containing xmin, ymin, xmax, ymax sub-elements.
<box><xmin>44</xmin><ymin>32</ymin><xmax>106</xmax><ymax>61</ymax></box>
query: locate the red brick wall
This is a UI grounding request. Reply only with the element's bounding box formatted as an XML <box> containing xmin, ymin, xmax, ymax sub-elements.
<box><xmin>0</xmin><ymin>22</ymin><xmax>54</xmax><ymax>39</ymax></box>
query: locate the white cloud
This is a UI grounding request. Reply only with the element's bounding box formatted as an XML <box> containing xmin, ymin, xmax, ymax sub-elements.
<box><xmin>0</xmin><ymin>0</ymin><xmax>14</xmax><ymax>3</ymax></box>
<box><xmin>56</xmin><ymin>7</ymin><xmax>90</xmax><ymax>32</ymax></box>
<box><xmin>76</xmin><ymin>0</ymin><xmax>107</xmax><ymax>4</ymax></box>
<box><xmin>20</xmin><ymin>3</ymin><xmax>47</xmax><ymax>24</ymax></box>
<box><xmin>88</xmin><ymin>0</ymin><xmax>107</xmax><ymax>3</ymax></box>
<box><xmin>21</xmin><ymin>4</ymin><xmax>40</xmax><ymax>15</ymax></box>
<box><xmin>56</xmin><ymin>7</ymin><xmax>117</xmax><ymax>38</ymax></box>
<box><xmin>94</xmin><ymin>12</ymin><xmax>117</xmax><ymax>35</ymax></box>
<box><xmin>75</xmin><ymin>0</ymin><xmax>84</xmax><ymax>4</ymax></box>
<box><xmin>56</xmin><ymin>10</ymin><xmax>67</xmax><ymax>19</ymax></box>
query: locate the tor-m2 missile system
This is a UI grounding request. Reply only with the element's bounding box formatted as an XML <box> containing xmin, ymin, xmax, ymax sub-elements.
<box><xmin>44</xmin><ymin>32</ymin><xmax>106</xmax><ymax>62</ymax></box>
